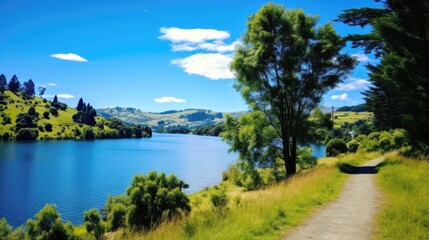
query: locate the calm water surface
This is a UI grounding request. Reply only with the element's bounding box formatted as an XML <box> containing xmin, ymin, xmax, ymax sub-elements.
<box><xmin>0</xmin><ymin>134</ymin><xmax>325</xmax><ymax>227</ymax></box>
<box><xmin>0</xmin><ymin>134</ymin><xmax>237</xmax><ymax>226</ymax></box>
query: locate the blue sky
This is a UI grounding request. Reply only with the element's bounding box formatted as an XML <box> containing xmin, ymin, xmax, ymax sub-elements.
<box><xmin>0</xmin><ymin>0</ymin><xmax>381</xmax><ymax>112</ymax></box>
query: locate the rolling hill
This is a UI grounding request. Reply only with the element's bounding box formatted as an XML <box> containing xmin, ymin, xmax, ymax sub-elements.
<box><xmin>97</xmin><ymin>107</ymin><xmax>245</xmax><ymax>131</ymax></box>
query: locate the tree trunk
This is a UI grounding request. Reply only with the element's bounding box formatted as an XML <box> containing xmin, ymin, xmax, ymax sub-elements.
<box><xmin>283</xmin><ymin>136</ymin><xmax>296</xmax><ymax>177</ymax></box>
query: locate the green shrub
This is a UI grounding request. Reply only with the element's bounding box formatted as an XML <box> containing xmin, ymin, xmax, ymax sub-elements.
<box><xmin>2</xmin><ymin>132</ymin><xmax>10</xmax><ymax>141</ymax></box>
<box><xmin>326</xmin><ymin>138</ymin><xmax>348</xmax><ymax>156</ymax></box>
<box><xmin>49</xmin><ymin>107</ymin><xmax>58</xmax><ymax>116</ymax></box>
<box><xmin>83</xmin><ymin>128</ymin><xmax>95</xmax><ymax>140</ymax></box>
<box><xmin>45</xmin><ymin>123</ymin><xmax>53</xmax><ymax>132</ymax></box>
<box><xmin>0</xmin><ymin>218</ymin><xmax>13</xmax><ymax>239</ymax></box>
<box><xmin>43</xmin><ymin>111</ymin><xmax>50</xmax><ymax>119</ymax></box>
<box><xmin>107</xmin><ymin>203</ymin><xmax>127</xmax><ymax>231</ymax></box>
<box><xmin>104</xmin><ymin>171</ymin><xmax>191</xmax><ymax>230</ymax></box>
<box><xmin>16</xmin><ymin>128</ymin><xmax>38</xmax><ymax>140</ymax></box>
<box><xmin>347</xmin><ymin>140</ymin><xmax>360</xmax><ymax>153</ymax></box>
<box><xmin>210</xmin><ymin>191</ymin><xmax>229</xmax><ymax>209</ymax></box>
<box><xmin>297</xmin><ymin>147</ymin><xmax>317</xmax><ymax>170</ymax></box>
<box><xmin>84</xmin><ymin>209</ymin><xmax>105</xmax><ymax>240</ymax></box>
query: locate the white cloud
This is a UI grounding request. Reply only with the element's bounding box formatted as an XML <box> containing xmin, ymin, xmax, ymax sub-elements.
<box><xmin>159</xmin><ymin>27</ymin><xmax>230</xmax><ymax>43</ymax></box>
<box><xmin>172</xmin><ymin>39</ymin><xmax>241</xmax><ymax>53</ymax></box>
<box><xmin>51</xmin><ymin>53</ymin><xmax>88</xmax><ymax>62</ymax></box>
<box><xmin>336</xmin><ymin>78</ymin><xmax>371</xmax><ymax>91</ymax></box>
<box><xmin>172</xmin><ymin>53</ymin><xmax>234</xmax><ymax>80</ymax></box>
<box><xmin>45</xmin><ymin>93</ymin><xmax>76</xmax><ymax>99</ymax></box>
<box><xmin>46</xmin><ymin>83</ymin><xmax>58</xmax><ymax>86</ymax></box>
<box><xmin>154</xmin><ymin>96</ymin><xmax>186</xmax><ymax>103</ymax></box>
<box><xmin>331</xmin><ymin>93</ymin><xmax>351</xmax><ymax>101</ymax></box>
<box><xmin>352</xmin><ymin>52</ymin><xmax>372</xmax><ymax>62</ymax></box>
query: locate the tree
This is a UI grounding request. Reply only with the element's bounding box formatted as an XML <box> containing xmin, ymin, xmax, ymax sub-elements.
<box><xmin>25</xmin><ymin>204</ymin><xmax>74</xmax><ymax>240</ymax></box>
<box><xmin>113</xmin><ymin>171</ymin><xmax>191</xmax><ymax>229</ymax></box>
<box><xmin>0</xmin><ymin>218</ymin><xmax>13</xmax><ymax>239</ymax></box>
<box><xmin>76</xmin><ymin>98</ymin><xmax>84</xmax><ymax>111</ymax></box>
<box><xmin>38</xmin><ymin>87</ymin><xmax>46</xmax><ymax>97</ymax></box>
<box><xmin>84</xmin><ymin>209</ymin><xmax>105</xmax><ymax>240</ymax></box>
<box><xmin>53</xmin><ymin>95</ymin><xmax>58</xmax><ymax>103</ymax></box>
<box><xmin>338</xmin><ymin>0</ymin><xmax>429</xmax><ymax>152</ymax></box>
<box><xmin>107</xmin><ymin>203</ymin><xmax>126</xmax><ymax>231</ymax></box>
<box><xmin>23</xmin><ymin>79</ymin><xmax>35</xmax><ymax>97</ymax></box>
<box><xmin>0</xmin><ymin>74</ymin><xmax>6</xmax><ymax>91</ymax></box>
<box><xmin>326</xmin><ymin>138</ymin><xmax>348</xmax><ymax>156</ymax></box>
<box><xmin>16</xmin><ymin>128</ymin><xmax>39</xmax><ymax>140</ymax></box>
<box><xmin>7</xmin><ymin>75</ymin><xmax>21</xmax><ymax>93</ymax></box>
<box><xmin>229</xmin><ymin>3</ymin><xmax>355</xmax><ymax>176</ymax></box>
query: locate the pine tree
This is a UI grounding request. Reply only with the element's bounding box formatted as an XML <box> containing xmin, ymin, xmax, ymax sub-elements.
<box><xmin>7</xmin><ymin>75</ymin><xmax>21</xmax><ymax>93</ymax></box>
<box><xmin>53</xmin><ymin>95</ymin><xmax>58</xmax><ymax>103</ymax></box>
<box><xmin>0</xmin><ymin>74</ymin><xmax>7</xmax><ymax>91</ymax></box>
<box><xmin>76</xmin><ymin>98</ymin><xmax>84</xmax><ymax>111</ymax></box>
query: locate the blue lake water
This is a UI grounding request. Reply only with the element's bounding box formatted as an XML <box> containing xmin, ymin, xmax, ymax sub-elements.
<box><xmin>0</xmin><ymin>133</ymin><xmax>325</xmax><ymax>227</ymax></box>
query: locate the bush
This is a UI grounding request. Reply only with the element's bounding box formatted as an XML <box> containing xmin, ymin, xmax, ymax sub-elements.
<box><xmin>326</xmin><ymin>138</ymin><xmax>348</xmax><ymax>156</ymax></box>
<box><xmin>43</xmin><ymin>111</ymin><xmax>49</xmax><ymax>119</ymax></box>
<box><xmin>49</xmin><ymin>107</ymin><xmax>58</xmax><ymax>116</ymax></box>
<box><xmin>83</xmin><ymin>128</ymin><xmax>95</xmax><ymax>140</ymax></box>
<box><xmin>45</xmin><ymin>123</ymin><xmax>53</xmax><ymax>132</ymax></box>
<box><xmin>0</xmin><ymin>218</ymin><xmax>13</xmax><ymax>239</ymax></box>
<box><xmin>210</xmin><ymin>191</ymin><xmax>229</xmax><ymax>209</ymax></box>
<box><xmin>16</xmin><ymin>128</ymin><xmax>38</xmax><ymax>140</ymax></box>
<box><xmin>107</xmin><ymin>203</ymin><xmax>126</xmax><ymax>231</ymax></box>
<box><xmin>2</xmin><ymin>132</ymin><xmax>10</xmax><ymax>141</ymax></box>
<box><xmin>347</xmin><ymin>140</ymin><xmax>360</xmax><ymax>153</ymax></box>
<box><xmin>297</xmin><ymin>147</ymin><xmax>317</xmax><ymax>170</ymax></box>
<box><xmin>84</xmin><ymin>209</ymin><xmax>105</xmax><ymax>240</ymax></box>
<box><xmin>120</xmin><ymin>171</ymin><xmax>190</xmax><ymax>229</ymax></box>
<box><xmin>38</xmin><ymin>125</ymin><xmax>44</xmax><ymax>132</ymax></box>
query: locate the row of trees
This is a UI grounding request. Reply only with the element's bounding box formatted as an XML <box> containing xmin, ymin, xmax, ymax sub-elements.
<box><xmin>338</xmin><ymin>0</ymin><xmax>429</xmax><ymax>154</ymax></box>
<box><xmin>72</xmin><ymin>98</ymin><xmax>97</xmax><ymax>126</ymax></box>
<box><xmin>0</xmin><ymin>74</ymin><xmax>35</xmax><ymax>98</ymax></box>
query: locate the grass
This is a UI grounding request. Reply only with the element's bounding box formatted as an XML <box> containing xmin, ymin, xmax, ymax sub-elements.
<box><xmin>0</xmin><ymin>90</ymin><xmax>113</xmax><ymax>140</ymax></box>
<box><xmin>375</xmin><ymin>153</ymin><xmax>429</xmax><ymax>240</ymax></box>
<box><xmin>333</xmin><ymin>111</ymin><xmax>373</xmax><ymax>128</ymax></box>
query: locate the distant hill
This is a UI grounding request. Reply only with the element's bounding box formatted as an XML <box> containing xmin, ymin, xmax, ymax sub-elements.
<box><xmin>97</xmin><ymin>107</ymin><xmax>245</xmax><ymax>131</ymax></box>
<box><xmin>336</xmin><ymin>104</ymin><xmax>368</xmax><ymax>112</ymax></box>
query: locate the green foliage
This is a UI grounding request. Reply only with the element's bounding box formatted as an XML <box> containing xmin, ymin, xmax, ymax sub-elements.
<box><xmin>107</xmin><ymin>203</ymin><xmax>126</xmax><ymax>231</ymax></box>
<box><xmin>230</xmin><ymin>3</ymin><xmax>355</xmax><ymax>176</ymax></box>
<box><xmin>73</xmin><ymin>100</ymin><xmax>96</xmax><ymax>126</ymax></box>
<box><xmin>16</xmin><ymin>128</ymin><xmax>38</xmax><ymax>140</ymax></box>
<box><xmin>25</xmin><ymin>204</ymin><xmax>75</xmax><ymax>240</ymax></box>
<box><xmin>2</xmin><ymin>132</ymin><xmax>10</xmax><ymax>141</ymax></box>
<box><xmin>104</xmin><ymin>171</ymin><xmax>191</xmax><ymax>230</ymax></box>
<box><xmin>355</xmin><ymin>129</ymin><xmax>409</xmax><ymax>153</ymax></box>
<box><xmin>83</xmin><ymin>209</ymin><xmax>105</xmax><ymax>240</ymax></box>
<box><xmin>336</xmin><ymin>104</ymin><xmax>368</xmax><ymax>112</ymax></box>
<box><xmin>22</xmin><ymin>79</ymin><xmax>35</xmax><ymax>97</ymax></box>
<box><xmin>83</xmin><ymin>127</ymin><xmax>95</xmax><ymax>140</ymax></box>
<box><xmin>210</xmin><ymin>191</ymin><xmax>229</xmax><ymax>209</ymax></box>
<box><xmin>0</xmin><ymin>218</ymin><xmax>13</xmax><ymax>239</ymax></box>
<box><xmin>193</xmin><ymin>123</ymin><xmax>224</xmax><ymax>136</ymax></box>
<box><xmin>296</xmin><ymin>147</ymin><xmax>317</xmax><ymax>170</ymax></box>
<box><xmin>326</xmin><ymin>138</ymin><xmax>348</xmax><ymax>156</ymax></box>
<box><xmin>339</xmin><ymin>1</ymin><xmax>429</xmax><ymax>152</ymax></box>
<box><xmin>347</xmin><ymin>140</ymin><xmax>360</xmax><ymax>153</ymax></box>
<box><xmin>0</xmin><ymin>74</ymin><xmax>7</xmax><ymax>92</ymax></box>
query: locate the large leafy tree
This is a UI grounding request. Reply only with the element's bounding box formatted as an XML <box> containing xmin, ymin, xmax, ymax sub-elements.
<box><xmin>230</xmin><ymin>3</ymin><xmax>355</xmax><ymax>176</ymax></box>
<box><xmin>338</xmin><ymin>0</ymin><xmax>429</xmax><ymax>150</ymax></box>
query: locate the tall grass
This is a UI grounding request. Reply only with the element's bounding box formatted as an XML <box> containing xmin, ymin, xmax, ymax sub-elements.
<box><xmin>109</xmin><ymin>166</ymin><xmax>346</xmax><ymax>240</ymax></box>
<box><xmin>375</xmin><ymin>154</ymin><xmax>429</xmax><ymax>240</ymax></box>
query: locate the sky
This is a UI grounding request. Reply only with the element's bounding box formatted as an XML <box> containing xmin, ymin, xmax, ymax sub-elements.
<box><xmin>0</xmin><ymin>0</ymin><xmax>382</xmax><ymax>113</ymax></box>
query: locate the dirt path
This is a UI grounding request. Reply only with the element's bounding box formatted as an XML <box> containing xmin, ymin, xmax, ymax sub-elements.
<box><xmin>283</xmin><ymin>157</ymin><xmax>384</xmax><ymax>240</ymax></box>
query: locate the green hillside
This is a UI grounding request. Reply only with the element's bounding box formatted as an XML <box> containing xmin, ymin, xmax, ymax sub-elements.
<box><xmin>0</xmin><ymin>90</ymin><xmax>151</xmax><ymax>140</ymax></box>
<box><xmin>97</xmin><ymin>107</ymin><xmax>245</xmax><ymax>130</ymax></box>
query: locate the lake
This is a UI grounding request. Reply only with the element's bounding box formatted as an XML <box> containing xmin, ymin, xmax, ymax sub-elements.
<box><xmin>0</xmin><ymin>134</ymin><xmax>325</xmax><ymax>227</ymax></box>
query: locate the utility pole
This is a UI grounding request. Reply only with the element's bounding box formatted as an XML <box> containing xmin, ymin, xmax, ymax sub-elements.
<box><xmin>331</xmin><ymin>106</ymin><xmax>335</xmax><ymax>135</ymax></box>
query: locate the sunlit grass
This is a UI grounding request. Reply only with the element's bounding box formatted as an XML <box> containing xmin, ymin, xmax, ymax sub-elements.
<box><xmin>333</xmin><ymin>111</ymin><xmax>373</xmax><ymax>128</ymax></box>
<box><xmin>108</xmin><ymin>165</ymin><xmax>346</xmax><ymax>240</ymax></box>
<box><xmin>375</xmin><ymin>153</ymin><xmax>429</xmax><ymax>240</ymax></box>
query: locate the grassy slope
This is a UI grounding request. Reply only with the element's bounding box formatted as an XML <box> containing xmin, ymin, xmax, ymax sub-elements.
<box><xmin>97</xmin><ymin>107</ymin><xmax>245</xmax><ymax>130</ymax></box>
<box><xmin>106</xmin><ymin>152</ymin><xmax>381</xmax><ymax>240</ymax></box>
<box><xmin>375</xmin><ymin>153</ymin><xmax>429</xmax><ymax>240</ymax></box>
<box><xmin>333</xmin><ymin>111</ymin><xmax>373</xmax><ymax>128</ymax></box>
<box><xmin>0</xmin><ymin>91</ymin><xmax>108</xmax><ymax>140</ymax></box>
